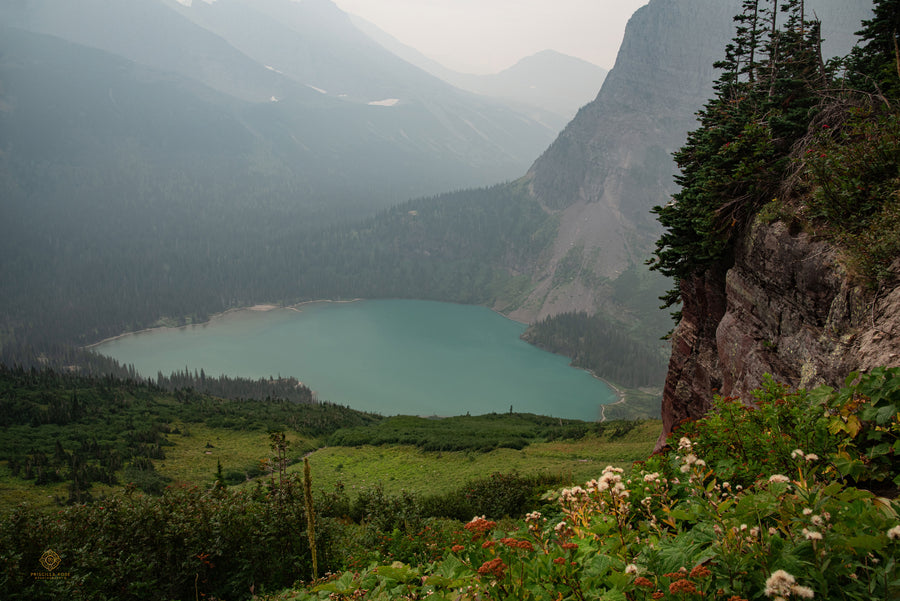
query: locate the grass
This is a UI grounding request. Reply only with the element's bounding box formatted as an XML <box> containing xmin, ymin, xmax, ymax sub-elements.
<box><xmin>0</xmin><ymin>418</ymin><xmax>660</xmax><ymax>510</ymax></box>
<box><xmin>293</xmin><ymin>420</ymin><xmax>660</xmax><ymax>498</ymax></box>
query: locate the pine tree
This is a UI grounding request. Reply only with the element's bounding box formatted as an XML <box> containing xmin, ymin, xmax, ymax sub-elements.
<box><xmin>648</xmin><ymin>0</ymin><xmax>826</xmax><ymax>308</ymax></box>
<box><xmin>845</xmin><ymin>0</ymin><xmax>900</xmax><ymax>98</ymax></box>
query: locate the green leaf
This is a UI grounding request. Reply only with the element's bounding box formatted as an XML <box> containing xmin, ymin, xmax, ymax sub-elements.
<box><xmin>844</xmin><ymin>534</ymin><xmax>886</xmax><ymax>552</ymax></box>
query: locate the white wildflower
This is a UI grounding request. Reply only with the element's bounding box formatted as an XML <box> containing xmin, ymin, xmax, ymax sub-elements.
<box><xmin>768</xmin><ymin>474</ymin><xmax>791</xmax><ymax>484</ymax></box>
<box><xmin>625</xmin><ymin>564</ymin><xmax>639</xmax><ymax>574</ymax></box>
<box><xmin>887</xmin><ymin>525</ymin><xmax>900</xmax><ymax>540</ymax></box>
<box><xmin>764</xmin><ymin>570</ymin><xmax>796</xmax><ymax>598</ymax></box>
<box><xmin>802</xmin><ymin>508</ymin><xmax>813</xmax><ymax>515</ymax></box>
<box><xmin>791</xmin><ymin>584</ymin><xmax>815</xmax><ymax>599</ymax></box>
<box><xmin>678</xmin><ymin>437</ymin><xmax>692</xmax><ymax>451</ymax></box>
<box><xmin>802</xmin><ymin>528</ymin><xmax>823</xmax><ymax>541</ymax></box>
<box><xmin>791</xmin><ymin>449</ymin><xmax>805</xmax><ymax>460</ymax></box>
<box><xmin>643</xmin><ymin>472</ymin><xmax>660</xmax><ymax>483</ymax></box>
<box><xmin>805</xmin><ymin>453</ymin><xmax>819</xmax><ymax>462</ymax></box>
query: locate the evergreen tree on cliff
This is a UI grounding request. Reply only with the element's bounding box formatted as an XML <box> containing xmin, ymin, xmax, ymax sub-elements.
<box><xmin>648</xmin><ymin>0</ymin><xmax>826</xmax><ymax>310</ymax></box>
<box><xmin>845</xmin><ymin>0</ymin><xmax>900</xmax><ymax>98</ymax></box>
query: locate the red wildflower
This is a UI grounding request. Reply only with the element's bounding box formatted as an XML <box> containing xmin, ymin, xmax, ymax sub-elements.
<box><xmin>477</xmin><ymin>558</ymin><xmax>507</xmax><ymax>579</ymax></box>
<box><xmin>465</xmin><ymin>517</ymin><xmax>497</xmax><ymax>535</ymax></box>
<box><xmin>560</xmin><ymin>542</ymin><xmax>578</xmax><ymax>550</ymax></box>
<box><xmin>690</xmin><ymin>565</ymin><xmax>712</xmax><ymax>579</ymax></box>
<box><xmin>553</xmin><ymin>557</ymin><xmax>566</xmax><ymax>565</ymax></box>
<box><xmin>635</xmin><ymin>577</ymin><xmax>655</xmax><ymax>588</ymax></box>
<box><xmin>451</xmin><ymin>545</ymin><xmax>465</xmax><ymax>553</ymax></box>
<box><xmin>669</xmin><ymin>579</ymin><xmax>700</xmax><ymax>595</ymax></box>
<box><xmin>481</xmin><ymin>541</ymin><xmax>495</xmax><ymax>549</ymax></box>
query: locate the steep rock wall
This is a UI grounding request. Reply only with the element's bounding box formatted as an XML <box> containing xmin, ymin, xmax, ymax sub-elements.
<box><xmin>513</xmin><ymin>0</ymin><xmax>872</xmax><ymax>326</ymax></box>
<box><xmin>657</xmin><ymin>218</ymin><xmax>900</xmax><ymax>449</ymax></box>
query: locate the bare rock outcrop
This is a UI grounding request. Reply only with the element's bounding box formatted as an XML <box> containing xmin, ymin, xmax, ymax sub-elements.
<box><xmin>656</xmin><ymin>218</ymin><xmax>900</xmax><ymax>449</ymax></box>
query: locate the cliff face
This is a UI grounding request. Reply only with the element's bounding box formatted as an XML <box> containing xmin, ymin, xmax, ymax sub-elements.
<box><xmin>511</xmin><ymin>0</ymin><xmax>873</xmax><ymax>326</ymax></box>
<box><xmin>510</xmin><ymin>0</ymin><xmax>741</xmax><ymax>323</ymax></box>
<box><xmin>658</xmin><ymin>218</ymin><xmax>900</xmax><ymax>448</ymax></box>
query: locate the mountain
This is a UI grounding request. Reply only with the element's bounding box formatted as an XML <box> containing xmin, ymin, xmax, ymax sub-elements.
<box><xmin>0</xmin><ymin>0</ymin><xmax>557</xmax><ymax>206</ymax></box>
<box><xmin>505</xmin><ymin>0</ymin><xmax>874</xmax><ymax>329</ymax></box>
<box><xmin>350</xmin><ymin>15</ymin><xmax>607</xmax><ymax>131</ymax></box>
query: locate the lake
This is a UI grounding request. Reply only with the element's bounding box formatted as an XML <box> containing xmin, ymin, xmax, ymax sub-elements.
<box><xmin>94</xmin><ymin>299</ymin><xmax>616</xmax><ymax>420</ymax></box>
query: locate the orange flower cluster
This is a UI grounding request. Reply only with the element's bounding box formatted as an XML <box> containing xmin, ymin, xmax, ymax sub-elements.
<box><xmin>560</xmin><ymin>542</ymin><xmax>578</xmax><ymax>550</ymax></box>
<box><xmin>669</xmin><ymin>578</ymin><xmax>701</xmax><ymax>595</ymax></box>
<box><xmin>690</xmin><ymin>565</ymin><xmax>712</xmax><ymax>579</ymax></box>
<box><xmin>634</xmin><ymin>577</ymin><xmax>655</xmax><ymax>588</ymax></box>
<box><xmin>500</xmin><ymin>537</ymin><xmax>534</xmax><ymax>551</ymax></box>
<box><xmin>465</xmin><ymin>517</ymin><xmax>497</xmax><ymax>536</ymax></box>
<box><xmin>477</xmin><ymin>558</ymin><xmax>507</xmax><ymax>579</ymax></box>
<box><xmin>451</xmin><ymin>545</ymin><xmax>465</xmax><ymax>553</ymax></box>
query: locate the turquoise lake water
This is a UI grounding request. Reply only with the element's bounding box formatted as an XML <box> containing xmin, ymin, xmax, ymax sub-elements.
<box><xmin>94</xmin><ymin>299</ymin><xmax>616</xmax><ymax>420</ymax></box>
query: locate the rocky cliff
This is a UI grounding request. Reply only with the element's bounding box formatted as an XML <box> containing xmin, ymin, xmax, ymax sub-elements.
<box><xmin>510</xmin><ymin>0</ymin><xmax>871</xmax><ymax>326</ymax></box>
<box><xmin>658</xmin><ymin>217</ymin><xmax>900</xmax><ymax>449</ymax></box>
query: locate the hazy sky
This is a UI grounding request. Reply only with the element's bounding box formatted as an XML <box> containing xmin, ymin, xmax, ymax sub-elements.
<box><xmin>329</xmin><ymin>0</ymin><xmax>651</xmax><ymax>74</ymax></box>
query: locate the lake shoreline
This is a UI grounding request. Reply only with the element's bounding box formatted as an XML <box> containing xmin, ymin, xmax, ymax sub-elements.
<box><xmin>87</xmin><ymin>298</ymin><xmax>622</xmax><ymax>421</ymax></box>
<box><xmin>84</xmin><ymin>299</ymin><xmax>365</xmax><ymax>349</ymax></box>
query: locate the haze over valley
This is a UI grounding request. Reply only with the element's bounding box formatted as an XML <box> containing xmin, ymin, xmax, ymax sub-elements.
<box><xmin>5</xmin><ymin>1</ymin><xmax>900</xmax><ymax>599</ymax></box>
<box><xmin>0</xmin><ymin>0</ymin><xmax>874</xmax><ymax>409</ymax></box>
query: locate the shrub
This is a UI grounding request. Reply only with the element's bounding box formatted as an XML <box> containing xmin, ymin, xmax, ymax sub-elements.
<box><xmin>273</xmin><ymin>371</ymin><xmax>900</xmax><ymax>601</ymax></box>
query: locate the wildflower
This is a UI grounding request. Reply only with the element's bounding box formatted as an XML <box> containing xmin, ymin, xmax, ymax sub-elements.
<box><xmin>791</xmin><ymin>449</ymin><xmax>805</xmax><ymax>460</ymax></box>
<box><xmin>525</xmin><ymin>511</ymin><xmax>542</xmax><ymax>523</ymax></box>
<box><xmin>810</xmin><ymin>515</ymin><xmax>824</xmax><ymax>527</ymax></box>
<box><xmin>802</xmin><ymin>508</ymin><xmax>813</xmax><ymax>515</ymax></box>
<box><xmin>669</xmin><ymin>579</ymin><xmax>700</xmax><ymax>595</ymax></box>
<box><xmin>481</xmin><ymin>541</ymin><xmax>495</xmax><ymax>549</ymax></box>
<box><xmin>465</xmin><ymin>516</ymin><xmax>497</xmax><ymax>535</ymax></box>
<box><xmin>768</xmin><ymin>474</ymin><xmax>790</xmax><ymax>484</ymax></box>
<box><xmin>634</xmin><ymin>576</ymin><xmax>655</xmax><ymax>588</ymax></box>
<box><xmin>652</xmin><ymin>593</ymin><xmax>665</xmax><ymax>600</ymax></box>
<box><xmin>553</xmin><ymin>557</ymin><xmax>566</xmax><ymax>565</ymax></box>
<box><xmin>887</xmin><ymin>525</ymin><xmax>900</xmax><ymax>540</ymax></box>
<box><xmin>678</xmin><ymin>437</ymin><xmax>693</xmax><ymax>451</ymax></box>
<box><xmin>664</xmin><ymin>569</ymin><xmax>688</xmax><ymax>579</ymax></box>
<box><xmin>477</xmin><ymin>558</ymin><xmax>507</xmax><ymax>579</ymax></box>
<box><xmin>560</xmin><ymin>542</ymin><xmax>578</xmax><ymax>550</ymax></box>
<box><xmin>643</xmin><ymin>472</ymin><xmax>660</xmax><ymax>483</ymax></box>
<box><xmin>625</xmin><ymin>564</ymin><xmax>639</xmax><ymax>574</ymax></box>
<box><xmin>805</xmin><ymin>453</ymin><xmax>819</xmax><ymax>462</ymax></box>
<box><xmin>451</xmin><ymin>545</ymin><xmax>465</xmax><ymax>553</ymax></box>
<box><xmin>690</xmin><ymin>565</ymin><xmax>711</xmax><ymax>579</ymax></box>
<box><xmin>764</xmin><ymin>569</ymin><xmax>813</xmax><ymax>599</ymax></box>
<box><xmin>802</xmin><ymin>528</ymin><xmax>823</xmax><ymax>541</ymax></box>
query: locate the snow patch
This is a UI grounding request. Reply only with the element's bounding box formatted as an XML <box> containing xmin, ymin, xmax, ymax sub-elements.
<box><xmin>368</xmin><ymin>98</ymin><xmax>400</xmax><ymax>107</ymax></box>
<box><xmin>270</xmin><ymin>96</ymin><xmax>280</xmax><ymax>103</ymax></box>
<box><xmin>265</xmin><ymin>65</ymin><xmax>284</xmax><ymax>74</ymax></box>
<box><xmin>306</xmin><ymin>85</ymin><xmax>328</xmax><ymax>95</ymax></box>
